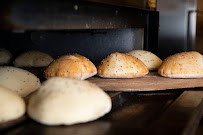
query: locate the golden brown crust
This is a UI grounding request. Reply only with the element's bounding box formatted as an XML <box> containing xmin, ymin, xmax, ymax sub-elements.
<box><xmin>158</xmin><ymin>51</ymin><xmax>203</xmax><ymax>78</ymax></box>
<box><xmin>97</xmin><ymin>52</ymin><xmax>148</xmax><ymax>78</ymax></box>
<box><xmin>44</xmin><ymin>54</ymin><xmax>97</xmax><ymax>80</ymax></box>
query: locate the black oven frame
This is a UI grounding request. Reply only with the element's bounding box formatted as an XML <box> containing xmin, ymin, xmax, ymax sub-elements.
<box><xmin>0</xmin><ymin>0</ymin><xmax>159</xmax><ymax>54</ymax></box>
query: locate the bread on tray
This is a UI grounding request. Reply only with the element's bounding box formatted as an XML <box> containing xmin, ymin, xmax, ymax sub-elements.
<box><xmin>0</xmin><ymin>48</ymin><xmax>12</xmax><ymax>65</ymax></box>
<box><xmin>13</xmin><ymin>50</ymin><xmax>53</xmax><ymax>68</ymax></box>
<box><xmin>158</xmin><ymin>51</ymin><xmax>203</xmax><ymax>78</ymax></box>
<box><xmin>0</xmin><ymin>66</ymin><xmax>41</xmax><ymax>97</ymax></box>
<box><xmin>44</xmin><ymin>54</ymin><xmax>97</xmax><ymax>80</ymax></box>
<box><xmin>97</xmin><ymin>52</ymin><xmax>148</xmax><ymax>78</ymax></box>
<box><xmin>128</xmin><ymin>50</ymin><xmax>162</xmax><ymax>71</ymax></box>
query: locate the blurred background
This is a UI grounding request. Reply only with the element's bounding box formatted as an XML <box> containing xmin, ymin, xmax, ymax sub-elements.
<box><xmin>157</xmin><ymin>0</ymin><xmax>201</xmax><ymax>59</ymax></box>
<box><xmin>196</xmin><ymin>0</ymin><xmax>203</xmax><ymax>54</ymax></box>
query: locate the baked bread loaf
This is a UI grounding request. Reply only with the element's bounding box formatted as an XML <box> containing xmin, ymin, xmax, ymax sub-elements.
<box><xmin>128</xmin><ymin>50</ymin><xmax>162</xmax><ymax>71</ymax></box>
<box><xmin>0</xmin><ymin>86</ymin><xmax>25</xmax><ymax>123</ymax></box>
<box><xmin>13</xmin><ymin>51</ymin><xmax>53</xmax><ymax>67</ymax></box>
<box><xmin>158</xmin><ymin>51</ymin><xmax>203</xmax><ymax>78</ymax></box>
<box><xmin>0</xmin><ymin>66</ymin><xmax>41</xmax><ymax>97</ymax></box>
<box><xmin>97</xmin><ymin>52</ymin><xmax>148</xmax><ymax>78</ymax></box>
<box><xmin>27</xmin><ymin>77</ymin><xmax>112</xmax><ymax>126</ymax></box>
<box><xmin>44</xmin><ymin>54</ymin><xmax>97</xmax><ymax>80</ymax></box>
<box><xmin>0</xmin><ymin>48</ymin><xmax>12</xmax><ymax>65</ymax></box>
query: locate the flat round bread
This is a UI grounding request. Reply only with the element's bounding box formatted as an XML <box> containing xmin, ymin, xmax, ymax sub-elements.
<box><xmin>13</xmin><ymin>51</ymin><xmax>53</xmax><ymax>67</ymax></box>
<box><xmin>0</xmin><ymin>66</ymin><xmax>41</xmax><ymax>97</ymax></box>
<box><xmin>0</xmin><ymin>48</ymin><xmax>12</xmax><ymax>65</ymax></box>
<box><xmin>128</xmin><ymin>50</ymin><xmax>162</xmax><ymax>71</ymax></box>
<box><xmin>97</xmin><ymin>52</ymin><xmax>148</xmax><ymax>78</ymax></box>
<box><xmin>0</xmin><ymin>86</ymin><xmax>25</xmax><ymax>123</ymax></box>
<box><xmin>158</xmin><ymin>51</ymin><xmax>203</xmax><ymax>78</ymax></box>
<box><xmin>27</xmin><ymin>77</ymin><xmax>112</xmax><ymax>126</ymax></box>
<box><xmin>44</xmin><ymin>54</ymin><xmax>97</xmax><ymax>80</ymax></box>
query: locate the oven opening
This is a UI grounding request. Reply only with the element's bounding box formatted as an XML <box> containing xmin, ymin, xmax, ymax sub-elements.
<box><xmin>0</xmin><ymin>29</ymin><xmax>144</xmax><ymax>65</ymax></box>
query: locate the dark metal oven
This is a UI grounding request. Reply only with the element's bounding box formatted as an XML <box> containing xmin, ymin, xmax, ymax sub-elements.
<box><xmin>1</xmin><ymin>1</ymin><xmax>203</xmax><ymax>135</ymax></box>
<box><xmin>0</xmin><ymin>0</ymin><xmax>159</xmax><ymax>64</ymax></box>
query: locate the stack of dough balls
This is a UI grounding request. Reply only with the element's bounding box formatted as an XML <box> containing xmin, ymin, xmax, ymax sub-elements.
<box><xmin>0</xmin><ymin>86</ymin><xmax>25</xmax><ymax>123</ymax></box>
<box><xmin>13</xmin><ymin>51</ymin><xmax>53</xmax><ymax>67</ymax></box>
<box><xmin>44</xmin><ymin>54</ymin><xmax>97</xmax><ymax>80</ymax></box>
<box><xmin>27</xmin><ymin>77</ymin><xmax>112</xmax><ymax>126</ymax></box>
<box><xmin>97</xmin><ymin>52</ymin><xmax>148</xmax><ymax>78</ymax></box>
<box><xmin>0</xmin><ymin>48</ymin><xmax>12</xmax><ymax>65</ymax></box>
<box><xmin>158</xmin><ymin>51</ymin><xmax>203</xmax><ymax>78</ymax></box>
<box><xmin>0</xmin><ymin>66</ymin><xmax>41</xmax><ymax>97</ymax></box>
<box><xmin>128</xmin><ymin>50</ymin><xmax>162</xmax><ymax>71</ymax></box>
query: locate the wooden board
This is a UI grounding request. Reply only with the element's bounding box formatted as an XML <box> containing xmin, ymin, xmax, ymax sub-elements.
<box><xmin>88</xmin><ymin>72</ymin><xmax>203</xmax><ymax>91</ymax></box>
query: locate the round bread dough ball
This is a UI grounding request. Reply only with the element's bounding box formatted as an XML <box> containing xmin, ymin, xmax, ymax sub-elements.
<box><xmin>97</xmin><ymin>52</ymin><xmax>148</xmax><ymax>78</ymax></box>
<box><xmin>13</xmin><ymin>51</ymin><xmax>53</xmax><ymax>67</ymax></box>
<box><xmin>28</xmin><ymin>77</ymin><xmax>112</xmax><ymax>126</ymax></box>
<box><xmin>128</xmin><ymin>50</ymin><xmax>162</xmax><ymax>71</ymax></box>
<box><xmin>158</xmin><ymin>51</ymin><xmax>203</xmax><ymax>78</ymax></box>
<box><xmin>0</xmin><ymin>48</ymin><xmax>12</xmax><ymax>65</ymax></box>
<box><xmin>0</xmin><ymin>66</ymin><xmax>41</xmax><ymax>97</ymax></box>
<box><xmin>44</xmin><ymin>54</ymin><xmax>97</xmax><ymax>80</ymax></box>
<box><xmin>0</xmin><ymin>86</ymin><xmax>25</xmax><ymax>123</ymax></box>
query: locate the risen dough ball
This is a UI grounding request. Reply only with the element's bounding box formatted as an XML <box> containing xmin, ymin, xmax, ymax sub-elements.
<box><xmin>0</xmin><ymin>86</ymin><xmax>25</xmax><ymax>123</ymax></box>
<box><xmin>128</xmin><ymin>50</ymin><xmax>162</xmax><ymax>71</ymax></box>
<box><xmin>28</xmin><ymin>77</ymin><xmax>112</xmax><ymax>126</ymax></box>
<box><xmin>14</xmin><ymin>51</ymin><xmax>53</xmax><ymax>67</ymax></box>
<box><xmin>0</xmin><ymin>66</ymin><xmax>41</xmax><ymax>97</ymax></box>
<box><xmin>0</xmin><ymin>48</ymin><xmax>12</xmax><ymax>65</ymax></box>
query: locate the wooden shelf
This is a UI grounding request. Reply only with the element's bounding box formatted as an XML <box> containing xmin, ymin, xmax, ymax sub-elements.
<box><xmin>88</xmin><ymin>72</ymin><xmax>203</xmax><ymax>91</ymax></box>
